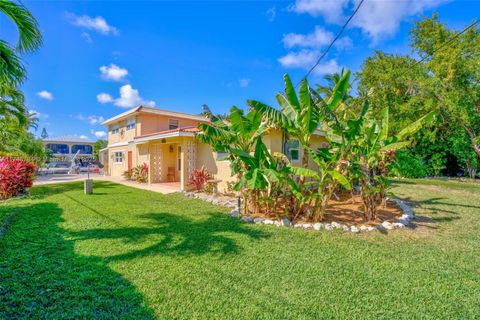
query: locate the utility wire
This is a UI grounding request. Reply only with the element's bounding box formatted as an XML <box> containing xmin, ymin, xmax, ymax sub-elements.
<box><xmin>298</xmin><ymin>0</ymin><xmax>365</xmax><ymax>86</ymax></box>
<box><xmin>392</xmin><ymin>19</ymin><xmax>478</xmax><ymax>84</ymax></box>
<box><xmin>410</xmin><ymin>19</ymin><xmax>478</xmax><ymax>69</ymax></box>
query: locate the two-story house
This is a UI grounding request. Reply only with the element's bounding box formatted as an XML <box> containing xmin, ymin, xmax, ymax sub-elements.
<box><xmin>102</xmin><ymin>105</ymin><xmax>326</xmax><ymax>191</ymax></box>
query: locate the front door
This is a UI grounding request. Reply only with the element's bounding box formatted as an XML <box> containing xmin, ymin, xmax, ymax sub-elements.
<box><xmin>127</xmin><ymin>151</ymin><xmax>133</xmax><ymax>170</ymax></box>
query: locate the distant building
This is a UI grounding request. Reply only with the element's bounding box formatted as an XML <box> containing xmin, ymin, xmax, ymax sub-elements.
<box><xmin>42</xmin><ymin>136</ymin><xmax>95</xmax><ymax>162</ymax></box>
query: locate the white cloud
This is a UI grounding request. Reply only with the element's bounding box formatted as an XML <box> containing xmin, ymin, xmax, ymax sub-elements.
<box><xmin>266</xmin><ymin>7</ymin><xmax>276</xmax><ymax>22</ymax></box>
<box><xmin>114</xmin><ymin>84</ymin><xmax>155</xmax><ymax>108</ymax></box>
<box><xmin>99</xmin><ymin>64</ymin><xmax>128</xmax><ymax>82</ymax></box>
<box><xmin>97</xmin><ymin>93</ymin><xmax>113</xmax><ymax>104</ymax></box>
<box><xmin>98</xmin><ymin>84</ymin><xmax>155</xmax><ymax>109</ymax></box>
<box><xmin>289</xmin><ymin>0</ymin><xmax>447</xmax><ymax>42</ymax></box>
<box><xmin>290</xmin><ymin>0</ymin><xmax>349</xmax><ymax>23</ymax></box>
<box><xmin>77</xmin><ymin>114</ymin><xmax>105</xmax><ymax>125</ymax></box>
<box><xmin>94</xmin><ymin>131</ymin><xmax>107</xmax><ymax>138</ymax></box>
<box><xmin>350</xmin><ymin>0</ymin><xmax>447</xmax><ymax>42</ymax></box>
<box><xmin>312</xmin><ymin>59</ymin><xmax>341</xmax><ymax>75</ymax></box>
<box><xmin>278</xmin><ymin>49</ymin><xmax>340</xmax><ymax>75</ymax></box>
<box><xmin>37</xmin><ymin>90</ymin><xmax>53</xmax><ymax>101</ymax></box>
<box><xmin>79</xmin><ymin>135</ymin><xmax>89</xmax><ymax>140</ymax></box>
<box><xmin>278</xmin><ymin>50</ymin><xmax>318</xmax><ymax>68</ymax></box>
<box><xmin>283</xmin><ymin>26</ymin><xmax>333</xmax><ymax>49</ymax></box>
<box><xmin>66</xmin><ymin>13</ymin><xmax>118</xmax><ymax>35</ymax></box>
<box><xmin>81</xmin><ymin>32</ymin><xmax>93</xmax><ymax>43</ymax></box>
<box><xmin>239</xmin><ymin>78</ymin><xmax>250</xmax><ymax>87</ymax></box>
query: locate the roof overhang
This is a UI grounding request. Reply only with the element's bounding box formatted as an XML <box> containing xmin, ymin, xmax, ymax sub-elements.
<box><xmin>134</xmin><ymin>131</ymin><xmax>196</xmax><ymax>144</ymax></box>
<box><xmin>101</xmin><ymin>105</ymin><xmax>208</xmax><ymax>126</ymax></box>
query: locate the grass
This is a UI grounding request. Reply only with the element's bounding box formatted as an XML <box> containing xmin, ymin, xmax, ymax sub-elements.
<box><xmin>0</xmin><ymin>179</ymin><xmax>479</xmax><ymax>319</ymax></box>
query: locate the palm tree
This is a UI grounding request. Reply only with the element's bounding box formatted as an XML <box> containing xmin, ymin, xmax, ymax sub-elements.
<box><xmin>0</xmin><ymin>85</ymin><xmax>28</xmax><ymax>127</ymax></box>
<box><xmin>316</xmin><ymin>68</ymin><xmax>354</xmax><ymax>120</ymax></box>
<box><xmin>0</xmin><ymin>0</ymin><xmax>42</xmax><ymax>87</ymax></box>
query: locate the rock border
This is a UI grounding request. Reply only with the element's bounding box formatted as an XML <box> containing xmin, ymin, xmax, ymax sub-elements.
<box><xmin>183</xmin><ymin>191</ymin><xmax>415</xmax><ymax>233</ymax></box>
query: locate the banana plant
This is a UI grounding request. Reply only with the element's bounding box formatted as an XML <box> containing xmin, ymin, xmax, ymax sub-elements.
<box><xmin>351</xmin><ymin>107</ymin><xmax>435</xmax><ymax>220</ymax></box>
<box><xmin>247</xmin><ymin>74</ymin><xmax>324</xmax><ymax>168</ymax></box>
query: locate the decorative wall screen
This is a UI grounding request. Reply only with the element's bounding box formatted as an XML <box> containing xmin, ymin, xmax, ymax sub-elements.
<box><xmin>183</xmin><ymin>140</ymin><xmax>196</xmax><ymax>179</ymax></box>
<box><xmin>150</xmin><ymin>144</ymin><xmax>163</xmax><ymax>183</ymax></box>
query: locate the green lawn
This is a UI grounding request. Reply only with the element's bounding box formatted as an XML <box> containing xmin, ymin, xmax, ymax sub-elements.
<box><xmin>1</xmin><ymin>180</ymin><xmax>479</xmax><ymax>319</ymax></box>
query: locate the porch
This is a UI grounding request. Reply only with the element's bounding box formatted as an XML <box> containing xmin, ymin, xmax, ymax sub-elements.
<box><xmin>133</xmin><ymin>127</ymin><xmax>199</xmax><ymax>191</ymax></box>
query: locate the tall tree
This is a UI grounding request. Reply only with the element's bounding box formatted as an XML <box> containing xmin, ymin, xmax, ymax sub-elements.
<box><xmin>41</xmin><ymin>128</ymin><xmax>48</xmax><ymax>139</ymax></box>
<box><xmin>410</xmin><ymin>14</ymin><xmax>480</xmax><ymax>166</ymax></box>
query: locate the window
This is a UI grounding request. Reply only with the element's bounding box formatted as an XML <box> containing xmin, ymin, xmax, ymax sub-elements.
<box><xmin>284</xmin><ymin>139</ymin><xmax>300</xmax><ymax>162</ymax></box>
<box><xmin>216</xmin><ymin>152</ymin><xmax>229</xmax><ymax>161</ymax></box>
<box><xmin>112</xmin><ymin>125</ymin><xmax>120</xmax><ymax>134</ymax></box>
<box><xmin>114</xmin><ymin>152</ymin><xmax>123</xmax><ymax>163</ymax></box>
<box><xmin>72</xmin><ymin>145</ymin><xmax>93</xmax><ymax>154</ymax></box>
<box><xmin>46</xmin><ymin>144</ymin><xmax>69</xmax><ymax>154</ymax></box>
<box><xmin>126</xmin><ymin>119</ymin><xmax>136</xmax><ymax>131</ymax></box>
<box><xmin>169</xmin><ymin>119</ymin><xmax>179</xmax><ymax>130</ymax></box>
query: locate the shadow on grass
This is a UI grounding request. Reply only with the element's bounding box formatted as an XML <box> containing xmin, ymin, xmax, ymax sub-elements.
<box><xmin>70</xmin><ymin>212</ymin><xmax>270</xmax><ymax>262</ymax></box>
<box><xmin>0</xmin><ymin>202</ymin><xmax>154</xmax><ymax>319</ymax></box>
<box><xmin>388</xmin><ymin>193</ymin><xmax>463</xmax><ymax>229</ymax></box>
<box><xmin>30</xmin><ymin>181</ymin><xmax>122</xmax><ymax>199</ymax></box>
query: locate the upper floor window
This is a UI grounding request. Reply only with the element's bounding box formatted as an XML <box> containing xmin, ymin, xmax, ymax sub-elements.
<box><xmin>169</xmin><ymin>119</ymin><xmax>179</xmax><ymax>130</ymax></box>
<box><xmin>126</xmin><ymin>119</ymin><xmax>136</xmax><ymax>131</ymax></box>
<box><xmin>72</xmin><ymin>145</ymin><xmax>93</xmax><ymax>155</ymax></box>
<box><xmin>284</xmin><ymin>139</ymin><xmax>300</xmax><ymax>162</ymax></box>
<box><xmin>46</xmin><ymin>143</ymin><xmax>69</xmax><ymax>154</ymax></box>
<box><xmin>112</xmin><ymin>125</ymin><xmax>120</xmax><ymax>134</ymax></box>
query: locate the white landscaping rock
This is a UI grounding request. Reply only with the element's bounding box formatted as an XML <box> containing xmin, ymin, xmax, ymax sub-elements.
<box><xmin>342</xmin><ymin>225</ymin><xmax>350</xmax><ymax>231</ymax></box>
<box><xmin>263</xmin><ymin>219</ymin><xmax>274</xmax><ymax>225</ymax></box>
<box><xmin>281</xmin><ymin>218</ymin><xmax>292</xmax><ymax>227</ymax></box>
<box><xmin>331</xmin><ymin>221</ymin><xmax>341</xmax><ymax>229</ymax></box>
<box><xmin>359</xmin><ymin>225</ymin><xmax>368</xmax><ymax>231</ymax></box>
<box><xmin>303</xmin><ymin>223</ymin><xmax>313</xmax><ymax>229</ymax></box>
<box><xmin>313</xmin><ymin>223</ymin><xmax>323</xmax><ymax>230</ymax></box>
<box><xmin>382</xmin><ymin>221</ymin><xmax>394</xmax><ymax>230</ymax></box>
<box><xmin>242</xmin><ymin>216</ymin><xmax>254</xmax><ymax>223</ymax></box>
<box><xmin>350</xmin><ymin>225</ymin><xmax>359</xmax><ymax>233</ymax></box>
<box><xmin>253</xmin><ymin>218</ymin><xmax>264</xmax><ymax>224</ymax></box>
<box><xmin>325</xmin><ymin>224</ymin><xmax>333</xmax><ymax>231</ymax></box>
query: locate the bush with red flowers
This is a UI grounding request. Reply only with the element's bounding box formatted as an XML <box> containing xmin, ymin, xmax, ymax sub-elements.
<box><xmin>188</xmin><ymin>167</ymin><xmax>212</xmax><ymax>191</ymax></box>
<box><xmin>0</xmin><ymin>157</ymin><xmax>36</xmax><ymax>200</ymax></box>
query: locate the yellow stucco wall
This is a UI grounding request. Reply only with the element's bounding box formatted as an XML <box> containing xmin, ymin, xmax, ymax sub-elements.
<box><xmin>196</xmin><ymin>141</ymin><xmax>233</xmax><ymax>192</ymax></box>
<box><xmin>108</xmin><ymin>145</ymin><xmax>134</xmax><ymax>177</ymax></box>
<box><xmin>138</xmin><ymin>114</ymin><xmax>204</xmax><ymax>136</ymax></box>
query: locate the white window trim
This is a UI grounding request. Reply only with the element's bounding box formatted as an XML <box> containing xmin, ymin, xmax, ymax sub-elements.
<box><xmin>286</xmin><ymin>138</ymin><xmax>301</xmax><ymax>162</ymax></box>
<box><xmin>113</xmin><ymin>151</ymin><xmax>123</xmax><ymax>164</ymax></box>
<box><xmin>216</xmin><ymin>151</ymin><xmax>229</xmax><ymax>161</ymax></box>
<box><xmin>112</xmin><ymin>125</ymin><xmax>120</xmax><ymax>135</ymax></box>
<box><xmin>126</xmin><ymin>119</ymin><xmax>136</xmax><ymax>131</ymax></box>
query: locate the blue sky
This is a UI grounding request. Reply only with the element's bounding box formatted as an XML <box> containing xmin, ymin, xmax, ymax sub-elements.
<box><xmin>1</xmin><ymin>0</ymin><xmax>478</xmax><ymax>140</ymax></box>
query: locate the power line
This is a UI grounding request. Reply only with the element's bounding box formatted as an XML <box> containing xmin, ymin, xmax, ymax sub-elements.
<box><xmin>299</xmin><ymin>0</ymin><xmax>365</xmax><ymax>86</ymax></box>
<box><xmin>394</xmin><ymin>19</ymin><xmax>478</xmax><ymax>83</ymax></box>
<box><xmin>411</xmin><ymin>19</ymin><xmax>478</xmax><ymax>69</ymax></box>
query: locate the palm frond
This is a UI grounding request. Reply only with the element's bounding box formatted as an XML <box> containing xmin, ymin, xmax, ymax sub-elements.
<box><xmin>0</xmin><ymin>0</ymin><xmax>42</xmax><ymax>53</ymax></box>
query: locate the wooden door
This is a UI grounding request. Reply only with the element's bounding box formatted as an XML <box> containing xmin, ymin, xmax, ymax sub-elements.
<box><xmin>127</xmin><ymin>151</ymin><xmax>133</xmax><ymax>170</ymax></box>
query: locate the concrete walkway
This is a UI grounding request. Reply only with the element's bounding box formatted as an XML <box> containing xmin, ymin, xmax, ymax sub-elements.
<box><xmin>34</xmin><ymin>174</ymin><xmax>181</xmax><ymax>194</ymax></box>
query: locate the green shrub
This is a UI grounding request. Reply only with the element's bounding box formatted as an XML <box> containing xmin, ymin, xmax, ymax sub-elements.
<box><xmin>393</xmin><ymin>150</ymin><xmax>431</xmax><ymax>178</ymax></box>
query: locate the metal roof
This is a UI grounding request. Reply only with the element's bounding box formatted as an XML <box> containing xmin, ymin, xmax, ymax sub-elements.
<box><xmin>42</xmin><ymin>136</ymin><xmax>94</xmax><ymax>143</ymax></box>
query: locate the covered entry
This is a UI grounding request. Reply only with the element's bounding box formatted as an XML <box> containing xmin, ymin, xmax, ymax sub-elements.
<box><xmin>133</xmin><ymin>127</ymin><xmax>199</xmax><ymax>190</ymax></box>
